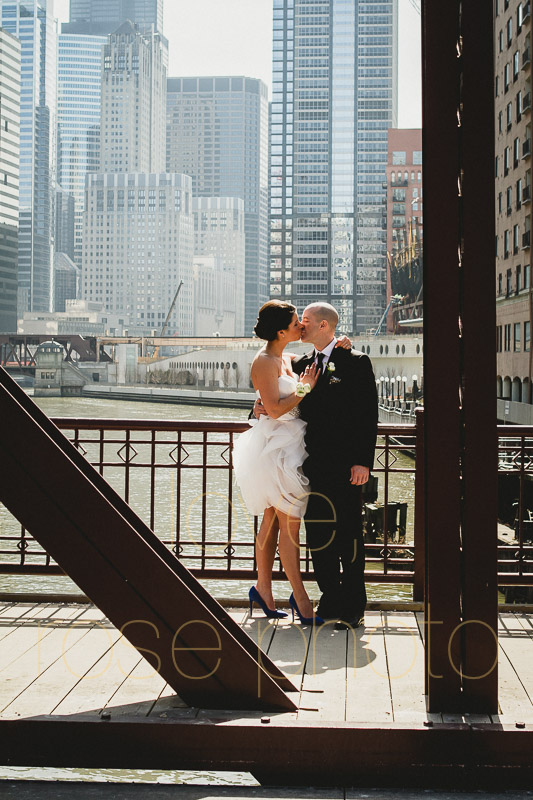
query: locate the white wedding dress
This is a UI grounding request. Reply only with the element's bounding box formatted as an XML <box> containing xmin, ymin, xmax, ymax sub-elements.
<box><xmin>233</xmin><ymin>374</ymin><xmax>309</xmax><ymax>518</ymax></box>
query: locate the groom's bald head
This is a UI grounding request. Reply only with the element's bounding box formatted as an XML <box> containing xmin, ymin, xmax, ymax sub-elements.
<box><xmin>304</xmin><ymin>303</ymin><xmax>339</xmax><ymax>330</ymax></box>
<box><xmin>300</xmin><ymin>302</ymin><xmax>339</xmax><ymax>349</ymax></box>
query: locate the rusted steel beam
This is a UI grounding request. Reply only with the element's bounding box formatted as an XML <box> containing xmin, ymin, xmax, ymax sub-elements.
<box><xmin>421</xmin><ymin>0</ymin><xmax>463</xmax><ymax>709</ymax></box>
<box><xmin>459</xmin><ymin>0</ymin><xmax>498</xmax><ymax>712</ymax></box>
<box><xmin>1</xmin><ymin>718</ymin><xmax>533</xmax><ymax>788</ymax></box>
<box><xmin>0</xmin><ymin>368</ymin><xmax>294</xmax><ymax>694</ymax></box>
<box><xmin>0</xmin><ymin>369</ymin><xmax>297</xmax><ymax>711</ymax></box>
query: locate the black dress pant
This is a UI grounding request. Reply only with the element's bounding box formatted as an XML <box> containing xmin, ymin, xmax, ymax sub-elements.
<box><xmin>303</xmin><ymin>473</ymin><xmax>366</xmax><ymax>620</ymax></box>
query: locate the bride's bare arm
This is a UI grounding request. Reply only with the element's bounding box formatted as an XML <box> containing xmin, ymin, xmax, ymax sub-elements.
<box><xmin>251</xmin><ymin>355</ymin><xmax>317</xmax><ymax>419</ymax></box>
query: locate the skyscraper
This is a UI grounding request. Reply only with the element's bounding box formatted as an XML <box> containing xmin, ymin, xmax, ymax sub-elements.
<box><xmin>0</xmin><ymin>27</ymin><xmax>21</xmax><ymax>332</ymax></box>
<box><xmin>270</xmin><ymin>0</ymin><xmax>398</xmax><ymax>334</ymax></box>
<box><xmin>63</xmin><ymin>0</ymin><xmax>163</xmax><ymax>35</ymax></box>
<box><xmin>100</xmin><ymin>21</ymin><xmax>166</xmax><ymax>174</ymax></box>
<box><xmin>82</xmin><ymin>22</ymin><xmax>193</xmax><ymax>335</ymax></box>
<box><xmin>57</xmin><ymin>31</ymin><xmax>107</xmax><ymax>267</ymax></box>
<box><xmin>83</xmin><ymin>173</ymin><xmax>193</xmax><ymax>334</ymax></box>
<box><xmin>193</xmin><ymin>197</ymin><xmax>245</xmax><ymax>334</ymax></box>
<box><xmin>1</xmin><ymin>0</ymin><xmax>57</xmax><ymax>314</ymax></box>
<box><xmin>167</xmin><ymin>76</ymin><xmax>269</xmax><ymax>336</ymax></box>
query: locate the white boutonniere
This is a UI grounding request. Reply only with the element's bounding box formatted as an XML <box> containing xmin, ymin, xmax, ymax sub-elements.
<box><xmin>327</xmin><ymin>362</ymin><xmax>335</xmax><ymax>373</ymax></box>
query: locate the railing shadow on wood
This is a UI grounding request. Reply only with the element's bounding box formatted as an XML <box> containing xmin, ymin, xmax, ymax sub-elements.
<box><xmin>0</xmin><ymin>414</ymin><xmax>531</xmax><ymax>598</ymax></box>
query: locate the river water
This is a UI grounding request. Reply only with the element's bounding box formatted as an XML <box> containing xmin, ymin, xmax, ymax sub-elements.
<box><xmin>1</xmin><ymin>393</ymin><xmax>415</xmax><ymax>787</ymax></box>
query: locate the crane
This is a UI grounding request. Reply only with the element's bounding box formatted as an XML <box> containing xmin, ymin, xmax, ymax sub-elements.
<box><xmin>374</xmin><ymin>294</ymin><xmax>404</xmax><ymax>336</ymax></box>
<box><xmin>152</xmin><ymin>280</ymin><xmax>184</xmax><ymax>358</ymax></box>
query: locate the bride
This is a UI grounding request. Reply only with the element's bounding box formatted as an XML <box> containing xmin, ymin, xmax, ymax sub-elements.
<box><xmin>233</xmin><ymin>300</ymin><xmax>349</xmax><ymax>625</ymax></box>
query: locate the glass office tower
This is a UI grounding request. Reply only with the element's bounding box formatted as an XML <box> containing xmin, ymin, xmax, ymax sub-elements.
<box><xmin>271</xmin><ymin>0</ymin><xmax>398</xmax><ymax>334</ymax></box>
<box><xmin>64</xmin><ymin>0</ymin><xmax>163</xmax><ymax>35</ymax></box>
<box><xmin>0</xmin><ymin>27</ymin><xmax>21</xmax><ymax>332</ymax></box>
<box><xmin>57</xmin><ymin>32</ymin><xmax>106</xmax><ymax>268</ymax></box>
<box><xmin>1</xmin><ymin>0</ymin><xmax>57</xmax><ymax>314</ymax></box>
<box><xmin>167</xmin><ymin>76</ymin><xmax>269</xmax><ymax>336</ymax></box>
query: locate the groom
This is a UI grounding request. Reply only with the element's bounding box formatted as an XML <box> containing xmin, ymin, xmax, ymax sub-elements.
<box><xmin>295</xmin><ymin>303</ymin><xmax>378</xmax><ymax>629</ymax></box>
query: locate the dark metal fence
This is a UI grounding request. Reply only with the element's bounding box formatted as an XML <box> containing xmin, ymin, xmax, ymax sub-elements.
<box><xmin>0</xmin><ymin>416</ymin><xmax>531</xmax><ymax>595</ymax></box>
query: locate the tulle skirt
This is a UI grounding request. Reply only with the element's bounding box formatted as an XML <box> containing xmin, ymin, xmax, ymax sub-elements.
<box><xmin>233</xmin><ymin>415</ymin><xmax>309</xmax><ymax>518</ymax></box>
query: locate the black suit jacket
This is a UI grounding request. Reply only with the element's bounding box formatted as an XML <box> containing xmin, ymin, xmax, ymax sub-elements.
<box><xmin>293</xmin><ymin>348</ymin><xmax>378</xmax><ymax>480</ymax></box>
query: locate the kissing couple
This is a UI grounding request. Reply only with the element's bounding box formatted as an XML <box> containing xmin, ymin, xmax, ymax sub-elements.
<box><xmin>233</xmin><ymin>300</ymin><xmax>378</xmax><ymax>629</ymax></box>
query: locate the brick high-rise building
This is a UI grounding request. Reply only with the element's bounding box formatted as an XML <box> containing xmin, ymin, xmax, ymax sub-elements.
<box><xmin>495</xmin><ymin>0</ymin><xmax>533</xmax><ymax>421</ymax></box>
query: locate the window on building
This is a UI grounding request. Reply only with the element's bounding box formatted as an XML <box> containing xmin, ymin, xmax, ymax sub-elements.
<box><xmin>517</xmin><ymin>178</ymin><xmax>523</xmax><ymax>208</ymax></box>
<box><xmin>515</xmin><ymin>322</ymin><xmax>521</xmax><ymax>351</ymax></box>
<box><xmin>514</xmin><ymin>224</ymin><xmax>520</xmax><ymax>253</ymax></box>
<box><xmin>514</xmin><ymin>136</ymin><xmax>520</xmax><ymax>166</ymax></box>
<box><xmin>506</xmin><ymin>269</ymin><xmax>512</xmax><ymax>297</ymax></box>
<box><xmin>499</xmin><ymin>111</ymin><xmax>503</xmax><ymax>133</ymax></box>
<box><xmin>498</xmin><ymin>273</ymin><xmax>503</xmax><ymax>294</ymax></box>
<box><xmin>525</xmin><ymin>264</ymin><xmax>531</xmax><ymax>289</ymax></box>
<box><xmin>507</xmin><ymin>186</ymin><xmax>513</xmax><ymax>212</ymax></box>
<box><xmin>517</xmin><ymin>90</ymin><xmax>522</xmax><ymax>121</ymax></box>
<box><xmin>507</xmin><ymin>16</ymin><xmax>513</xmax><ymax>47</ymax></box>
<box><xmin>526</xmin><ymin>320</ymin><xmax>531</xmax><ymax>351</ymax></box>
<box><xmin>413</xmin><ymin>150</ymin><xmax>422</xmax><ymax>165</ymax></box>
<box><xmin>505</xmin><ymin>63</ymin><xmax>511</xmax><ymax>91</ymax></box>
<box><xmin>507</xmin><ymin>102</ymin><xmax>513</xmax><ymax>129</ymax></box>
<box><xmin>499</xmin><ymin>29</ymin><xmax>504</xmax><ymax>52</ymax></box>
<box><xmin>517</xmin><ymin>264</ymin><xmax>522</xmax><ymax>291</ymax></box>
<box><xmin>505</xmin><ymin>323</ymin><xmax>512</xmax><ymax>351</ymax></box>
<box><xmin>392</xmin><ymin>151</ymin><xmax>406</xmax><ymax>165</ymax></box>
<box><xmin>514</xmin><ymin>50</ymin><xmax>520</xmax><ymax>79</ymax></box>
<box><xmin>505</xmin><ymin>230</ymin><xmax>511</xmax><ymax>258</ymax></box>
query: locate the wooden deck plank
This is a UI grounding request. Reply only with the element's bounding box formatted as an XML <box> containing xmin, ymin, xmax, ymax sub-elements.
<box><xmin>345</xmin><ymin>611</ymin><xmax>394</xmax><ymax>723</ymax></box>
<box><xmin>496</xmin><ymin>613</ymin><xmax>533</xmax><ymax>723</ymax></box>
<box><xmin>0</xmin><ymin>603</ymin><xmax>65</xmax><ymax>645</ymax></box>
<box><xmin>381</xmin><ymin>611</ymin><xmax>427</xmax><ymax>724</ymax></box>
<box><xmin>47</xmin><ymin>628</ymin><xmax>134</xmax><ymax>717</ymax></box>
<box><xmin>102</xmin><ymin>655</ymin><xmax>168</xmax><ymax>718</ymax></box>
<box><xmin>0</xmin><ymin>603</ymin><xmax>533</xmax><ymax>728</ymax></box>
<box><xmin>0</xmin><ymin>605</ymin><xmax>86</xmax><ymax>678</ymax></box>
<box><xmin>0</xmin><ymin>607</ymin><xmax>99</xmax><ymax>715</ymax></box>
<box><xmin>298</xmin><ymin>624</ymin><xmax>347</xmax><ymax>721</ymax></box>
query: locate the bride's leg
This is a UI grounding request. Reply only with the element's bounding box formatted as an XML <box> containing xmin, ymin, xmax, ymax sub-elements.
<box><xmin>278</xmin><ymin>513</ymin><xmax>315</xmax><ymax>619</ymax></box>
<box><xmin>255</xmin><ymin>506</ymin><xmax>280</xmax><ymax>610</ymax></box>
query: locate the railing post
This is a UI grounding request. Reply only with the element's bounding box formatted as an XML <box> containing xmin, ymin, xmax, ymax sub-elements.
<box><xmin>413</xmin><ymin>407</ymin><xmax>425</xmax><ymax>603</ymax></box>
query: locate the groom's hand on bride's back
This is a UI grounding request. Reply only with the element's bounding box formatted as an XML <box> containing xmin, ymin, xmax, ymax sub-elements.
<box><xmin>248</xmin><ymin>398</ymin><xmax>267</xmax><ymax>420</ymax></box>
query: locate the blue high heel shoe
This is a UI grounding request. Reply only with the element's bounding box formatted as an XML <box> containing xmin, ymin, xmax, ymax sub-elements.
<box><xmin>248</xmin><ymin>587</ymin><xmax>288</xmax><ymax>619</ymax></box>
<box><xmin>289</xmin><ymin>592</ymin><xmax>324</xmax><ymax>626</ymax></box>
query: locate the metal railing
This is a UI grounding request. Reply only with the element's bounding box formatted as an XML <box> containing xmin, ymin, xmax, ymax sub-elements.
<box><xmin>0</xmin><ymin>418</ymin><xmax>420</xmax><ymax>590</ymax></box>
<box><xmin>0</xmin><ymin>417</ymin><xmax>532</xmax><ymax>595</ymax></box>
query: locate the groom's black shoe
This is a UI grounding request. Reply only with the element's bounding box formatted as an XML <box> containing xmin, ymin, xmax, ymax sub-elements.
<box><xmin>335</xmin><ymin>616</ymin><xmax>365</xmax><ymax>631</ymax></box>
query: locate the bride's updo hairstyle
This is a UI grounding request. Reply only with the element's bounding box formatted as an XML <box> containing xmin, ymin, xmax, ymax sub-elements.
<box><xmin>254</xmin><ymin>300</ymin><xmax>296</xmax><ymax>341</ymax></box>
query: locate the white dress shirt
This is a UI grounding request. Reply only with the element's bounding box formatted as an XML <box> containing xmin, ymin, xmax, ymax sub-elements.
<box><xmin>314</xmin><ymin>337</ymin><xmax>337</xmax><ymax>372</ymax></box>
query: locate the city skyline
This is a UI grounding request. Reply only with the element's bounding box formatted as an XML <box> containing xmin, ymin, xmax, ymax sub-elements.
<box><xmin>53</xmin><ymin>0</ymin><xmax>421</xmax><ymax>127</ymax></box>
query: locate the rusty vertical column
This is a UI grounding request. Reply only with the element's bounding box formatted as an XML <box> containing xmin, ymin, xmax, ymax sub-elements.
<box><xmin>459</xmin><ymin>0</ymin><xmax>498</xmax><ymax>712</ymax></box>
<box><xmin>422</xmin><ymin>0</ymin><xmax>464</xmax><ymax>711</ymax></box>
<box><xmin>422</xmin><ymin>0</ymin><xmax>497</xmax><ymax>712</ymax></box>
